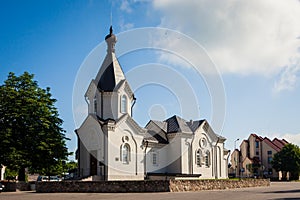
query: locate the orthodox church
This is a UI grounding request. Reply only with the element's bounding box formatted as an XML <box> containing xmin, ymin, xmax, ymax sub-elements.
<box><xmin>75</xmin><ymin>26</ymin><xmax>229</xmax><ymax>181</ymax></box>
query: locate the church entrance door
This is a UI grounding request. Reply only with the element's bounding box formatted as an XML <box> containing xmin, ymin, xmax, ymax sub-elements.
<box><xmin>90</xmin><ymin>154</ymin><xmax>97</xmax><ymax>176</ymax></box>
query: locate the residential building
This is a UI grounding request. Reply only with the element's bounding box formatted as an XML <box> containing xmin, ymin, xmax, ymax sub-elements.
<box><xmin>230</xmin><ymin>133</ymin><xmax>288</xmax><ymax>179</ymax></box>
<box><xmin>75</xmin><ymin>26</ymin><xmax>229</xmax><ymax>181</ymax></box>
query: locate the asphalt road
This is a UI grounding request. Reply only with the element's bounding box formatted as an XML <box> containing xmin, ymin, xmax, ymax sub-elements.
<box><xmin>0</xmin><ymin>182</ymin><xmax>299</xmax><ymax>200</ymax></box>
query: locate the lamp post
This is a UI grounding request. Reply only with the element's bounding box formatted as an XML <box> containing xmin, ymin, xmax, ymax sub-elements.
<box><xmin>234</xmin><ymin>138</ymin><xmax>240</xmax><ymax>178</ymax></box>
<box><xmin>234</xmin><ymin>138</ymin><xmax>239</xmax><ymax>150</ymax></box>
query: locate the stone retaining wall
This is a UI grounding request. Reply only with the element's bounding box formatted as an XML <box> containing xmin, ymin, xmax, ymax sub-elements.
<box><xmin>0</xmin><ymin>181</ymin><xmax>16</xmax><ymax>192</ymax></box>
<box><xmin>0</xmin><ymin>181</ymin><xmax>36</xmax><ymax>192</ymax></box>
<box><xmin>169</xmin><ymin>179</ymin><xmax>270</xmax><ymax>192</ymax></box>
<box><xmin>36</xmin><ymin>179</ymin><xmax>270</xmax><ymax>193</ymax></box>
<box><xmin>36</xmin><ymin>180</ymin><xmax>170</xmax><ymax>193</ymax></box>
<box><xmin>16</xmin><ymin>182</ymin><xmax>31</xmax><ymax>191</ymax></box>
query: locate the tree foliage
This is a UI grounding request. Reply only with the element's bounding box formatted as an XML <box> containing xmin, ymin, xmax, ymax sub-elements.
<box><xmin>0</xmin><ymin>72</ymin><xmax>70</xmax><ymax>181</ymax></box>
<box><xmin>272</xmin><ymin>143</ymin><xmax>300</xmax><ymax>180</ymax></box>
<box><xmin>246</xmin><ymin>163</ymin><xmax>261</xmax><ymax>175</ymax></box>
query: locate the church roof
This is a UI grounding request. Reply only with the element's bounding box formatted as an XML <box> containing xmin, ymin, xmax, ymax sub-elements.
<box><xmin>151</xmin><ymin>120</ymin><xmax>167</xmax><ymax>133</ymax></box>
<box><xmin>144</xmin><ymin>120</ymin><xmax>168</xmax><ymax>144</ymax></box>
<box><xmin>187</xmin><ymin>119</ymin><xmax>205</xmax><ymax>132</ymax></box>
<box><xmin>94</xmin><ymin>26</ymin><xmax>126</xmax><ymax>92</ymax></box>
<box><xmin>144</xmin><ymin>130</ymin><xmax>169</xmax><ymax>144</ymax></box>
<box><xmin>165</xmin><ymin>115</ymin><xmax>193</xmax><ymax>134</ymax></box>
<box><xmin>144</xmin><ymin>115</ymin><xmax>226</xmax><ymax>144</ymax></box>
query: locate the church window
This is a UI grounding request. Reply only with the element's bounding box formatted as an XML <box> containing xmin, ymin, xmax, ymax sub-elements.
<box><xmin>196</xmin><ymin>149</ymin><xmax>202</xmax><ymax>167</ymax></box>
<box><xmin>93</xmin><ymin>97</ymin><xmax>97</xmax><ymax>114</ymax></box>
<box><xmin>121</xmin><ymin>95</ymin><xmax>127</xmax><ymax>113</ymax></box>
<box><xmin>199</xmin><ymin>138</ymin><xmax>207</xmax><ymax>148</ymax></box>
<box><xmin>205</xmin><ymin>151</ymin><xmax>210</xmax><ymax>167</ymax></box>
<box><xmin>152</xmin><ymin>151</ymin><xmax>158</xmax><ymax>166</ymax></box>
<box><xmin>121</xmin><ymin>144</ymin><xmax>130</xmax><ymax>164</ymax></box>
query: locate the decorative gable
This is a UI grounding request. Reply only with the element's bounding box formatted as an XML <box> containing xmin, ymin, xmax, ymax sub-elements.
<box><xmin>85</xmin><ymin>80</ymin><xmax>98</xmax><ymax>101</ymax></box>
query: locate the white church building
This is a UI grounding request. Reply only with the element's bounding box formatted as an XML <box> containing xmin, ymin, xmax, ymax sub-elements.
<box><xmin>75</xmin><ymin>26</ymin><xmax>229</xmax><ymax>181</ymax></box>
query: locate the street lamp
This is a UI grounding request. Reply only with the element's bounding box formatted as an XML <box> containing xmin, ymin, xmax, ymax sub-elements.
<box><xmin>234</xmin><ymin>138</ymin><xmax>240</xmax><ymax>178</ymax></box>
<box><xmin>234</xmin><ymin>138</ymin><xmax>240</xmax><ymax>150</ymax></box>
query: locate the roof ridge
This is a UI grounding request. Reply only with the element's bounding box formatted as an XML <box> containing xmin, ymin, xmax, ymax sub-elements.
<box><xmin>273</xmin><ymin>138</ymin><xmax>287</xmax><ymax>146</ymax></box>
<box><xmin>151</xmin><ymin>120</ymin><xmax>167</xmax><ymax>133</ymax></box>
<box><xmin>263</xmin><ymin>137</ymin><xmax>281</xmax><ymax>151</ymax></box>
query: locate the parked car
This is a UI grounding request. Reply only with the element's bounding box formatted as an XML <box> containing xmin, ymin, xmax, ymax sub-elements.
<box><xmin>37</xmin><ymin>175</ymin><xmax>61</xmax><ymax>182</ymax></box>
<box><xmin>0</xmin><ymin>183</ymin><xmax>4</xmax><ymax>192</ymax></box>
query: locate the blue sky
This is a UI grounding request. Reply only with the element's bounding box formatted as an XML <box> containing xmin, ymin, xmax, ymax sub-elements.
<box><xmin>1</xmin><ymin>0</ymin><xmax>300</xmax><ymax>160</ymax></box>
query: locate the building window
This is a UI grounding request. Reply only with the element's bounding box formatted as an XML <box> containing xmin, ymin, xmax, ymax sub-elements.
<box><xmin>94</xmin><ymin>97</ymin><xmax>97</xmax><ymax>114</ymax></box>
<box><xmin>205</xmin><ymin>151</ymin><xmax>210</xmax><ymax>167</ymax></box>
<box><xmin>121</xmin><ymin>95</ymin><xmax>127</xmax><ymax>113</ymax></box>
<box><xmin>255</xmin><ymin>141</ymin><xmax>259</xmax><ymax>148</ymax></box>
<box><xmin>199</xmin><ymin>138</ymin><xmax>207</xmax><ymax>148</ymax></box>
<box><xmin>268</xmin><ymin>157</ymin><xmax>272</xmax><ymax>164</ymax></box>
<box><xmin>267</xmin><ymin>151</ymin><xmax>272</xmax><ymax>155</ymax></box>
<box><xmin>152</xmin><ymin>151</ymin><xmax>158</xmax><ymax>166</ymax></box>
<box><xmin>121</xmin><ymin>144</ymin><xmax>130</xmax><ymax>164</ymax></box>
<box><xmin>196</xmin><ymin>149</ymin><xmax>202</xmax><ymax>167</ymax></box>
<box><xmin>256</xmin><ymin>151</ymin><xmax>259</xmax><ymax>155</ymax></box>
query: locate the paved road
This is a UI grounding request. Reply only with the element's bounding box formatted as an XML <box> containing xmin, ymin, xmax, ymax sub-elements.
<box><xmin>1</xmin><ymin>182</ymin><xmax>300</xmax><ymax>200</ymax></box>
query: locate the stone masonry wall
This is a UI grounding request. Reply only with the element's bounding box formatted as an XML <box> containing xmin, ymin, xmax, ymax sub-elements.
<box><xmin>36</xmin><ymin>180</ymin><xmax>170</xmax><ymax>193</ymax></box>
<box><xmin>0</xmin><ymin>181</ymin><xmax>16</xmax><ymax>192</ymax></box>
<box><xmin>169</xmin><ymin>179</ymin><xmax>270</xmax><ymax>192</ymax></box>
<box><xmin>36</xmin><ymin>179</ymin><xmax>270</xmax><ymax>193</ymax></box>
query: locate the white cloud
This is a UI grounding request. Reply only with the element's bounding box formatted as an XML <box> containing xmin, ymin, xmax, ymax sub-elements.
<box><xmin>152</xmin><ymin>0</ymin><xmax>300</xmax><ymax>84</ymax></box>
<box><xmin>267</xmin><ymin>133</ymin><xmax>300</xmax><ymax>147</ymax></box>
<box><xmin>120</xmin><ymin>0</ymin><xmax>133</xmax><ymax>13</ymax></box>
<box><xmin>273</xmin><ymin>57</ymin><xmax>300</xmax><ymax>93</ymax></box>
<box><xmin>282</xmin><ymin>133</ymin><xmax>300</xmax><ymax>147</ymax></box>
<box><xmin>119</xmin><ymin>18</ymin><xmax>134</xmax><ymax>31</ymax></box>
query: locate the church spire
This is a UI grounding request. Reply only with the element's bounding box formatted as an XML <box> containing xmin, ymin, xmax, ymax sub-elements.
<box><xmin>94</xmin><ymin>26</ymin><xmax>125</xmax><ymax>92</ymax></box>
<box><xmin>105</xmin><ymin>26</ymin><xmax>117</xmax><ymax>53</ymax></box>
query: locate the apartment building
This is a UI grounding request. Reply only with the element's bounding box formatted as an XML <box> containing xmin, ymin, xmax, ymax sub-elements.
<box><xmin>230</xmin><ymin>134</ymin><xmax>288</xmax><ymax>179</ymax></box>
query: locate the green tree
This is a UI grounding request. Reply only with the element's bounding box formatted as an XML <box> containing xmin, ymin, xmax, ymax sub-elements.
<box><xmin>4</xmin><ymin>167</ymin><xmax>18</xmax><ymax>181</ymax></box>
<box><xmin>246</xmin><ymin>163</ymin><xmax>261</xmax><ymax>176</ymax></box>
<box><xmin>272</xmin><ymin>143</ymin><xmax>300</xmax><ymax>180</ymax></box>
<box><xmin>0</xmin><ymin>72</ymin><xmax>70</xmax><ymax>181</ymax></box>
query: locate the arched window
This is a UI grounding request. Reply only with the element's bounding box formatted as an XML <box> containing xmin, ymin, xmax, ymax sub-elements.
<box><xmin>94</xmin><ymin>97</ymin><xmax>97</xmax><ymax>114</ymax></box>
<box><xmin>121</xmin><ymin>144</ymin><xmax>130</xmax><ymax>164</ymax></box>
<box><xmin>196</xmin><ymin>149</ymin><xmax>202</xmax><ymax>167</ymax></box>
<box><xmin>121</xmin><ymin>95</ymin><xmax>127</xmax><ymax>113</ymax></box>
<box><xmin>205</xmin><ymin>151</ymin><xmax>210</xmax><ymax>167</ymax></box>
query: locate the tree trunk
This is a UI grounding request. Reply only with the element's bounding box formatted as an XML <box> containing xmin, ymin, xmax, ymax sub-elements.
<box><xmin>281</xmin><ymin>171</ymin><xmax>287</xmax><ymax>181</ymax></box>
<box><xmin>18</xmin><ymin>167</ymin><xmax>26</xmax><ymax>181</ymax></box>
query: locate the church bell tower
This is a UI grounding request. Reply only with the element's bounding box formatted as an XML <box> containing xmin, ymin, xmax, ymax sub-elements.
<box><xmin>85</xmin><ymin>26</ymin><xmax>135</xmax><ymax>120</ymax></box>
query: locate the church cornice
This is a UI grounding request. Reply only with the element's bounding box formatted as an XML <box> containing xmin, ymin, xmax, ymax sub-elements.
<box><xmin>126</xmin><ymin>116</ymin><xmax>147</xmax><ymax>134</ymax></box>
<box><xmin>115</xmin><ymin>114</ymin><xmax>146</xmax><ymax>134</ymax></box>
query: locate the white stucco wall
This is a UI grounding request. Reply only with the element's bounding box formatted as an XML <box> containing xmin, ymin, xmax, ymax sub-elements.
<box><xmin>106</xmin><ymin>117</ymin><xmax>144</xmax><ymax>180</ymax></box>
<box><xmin>146</xmin><ymin>144</ymin><xmax>170</xmax><ymax>174</ymax></box>
<box><xmin>180</xmin><ymin>136</ymin><xmax>193</xmax><ymax>174</ymax></box>
<box><xmin>191</xmin><ymin>126</ymin><xmax>228</xmax><ymax>179</ymax></box>
<box><xmin>76</xmin><ymin>115</ymin><xmax>106</xmax><ymax>177</ymax></box>
<box><xmin>101</xmin><ymin>92</ymin><xmax>118</xmax><ymax>119</ymax></box>
<box><xmin>166</xmin><ymin>134</ymin><xmax>182</xmax><ymax>174</ymax></box>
